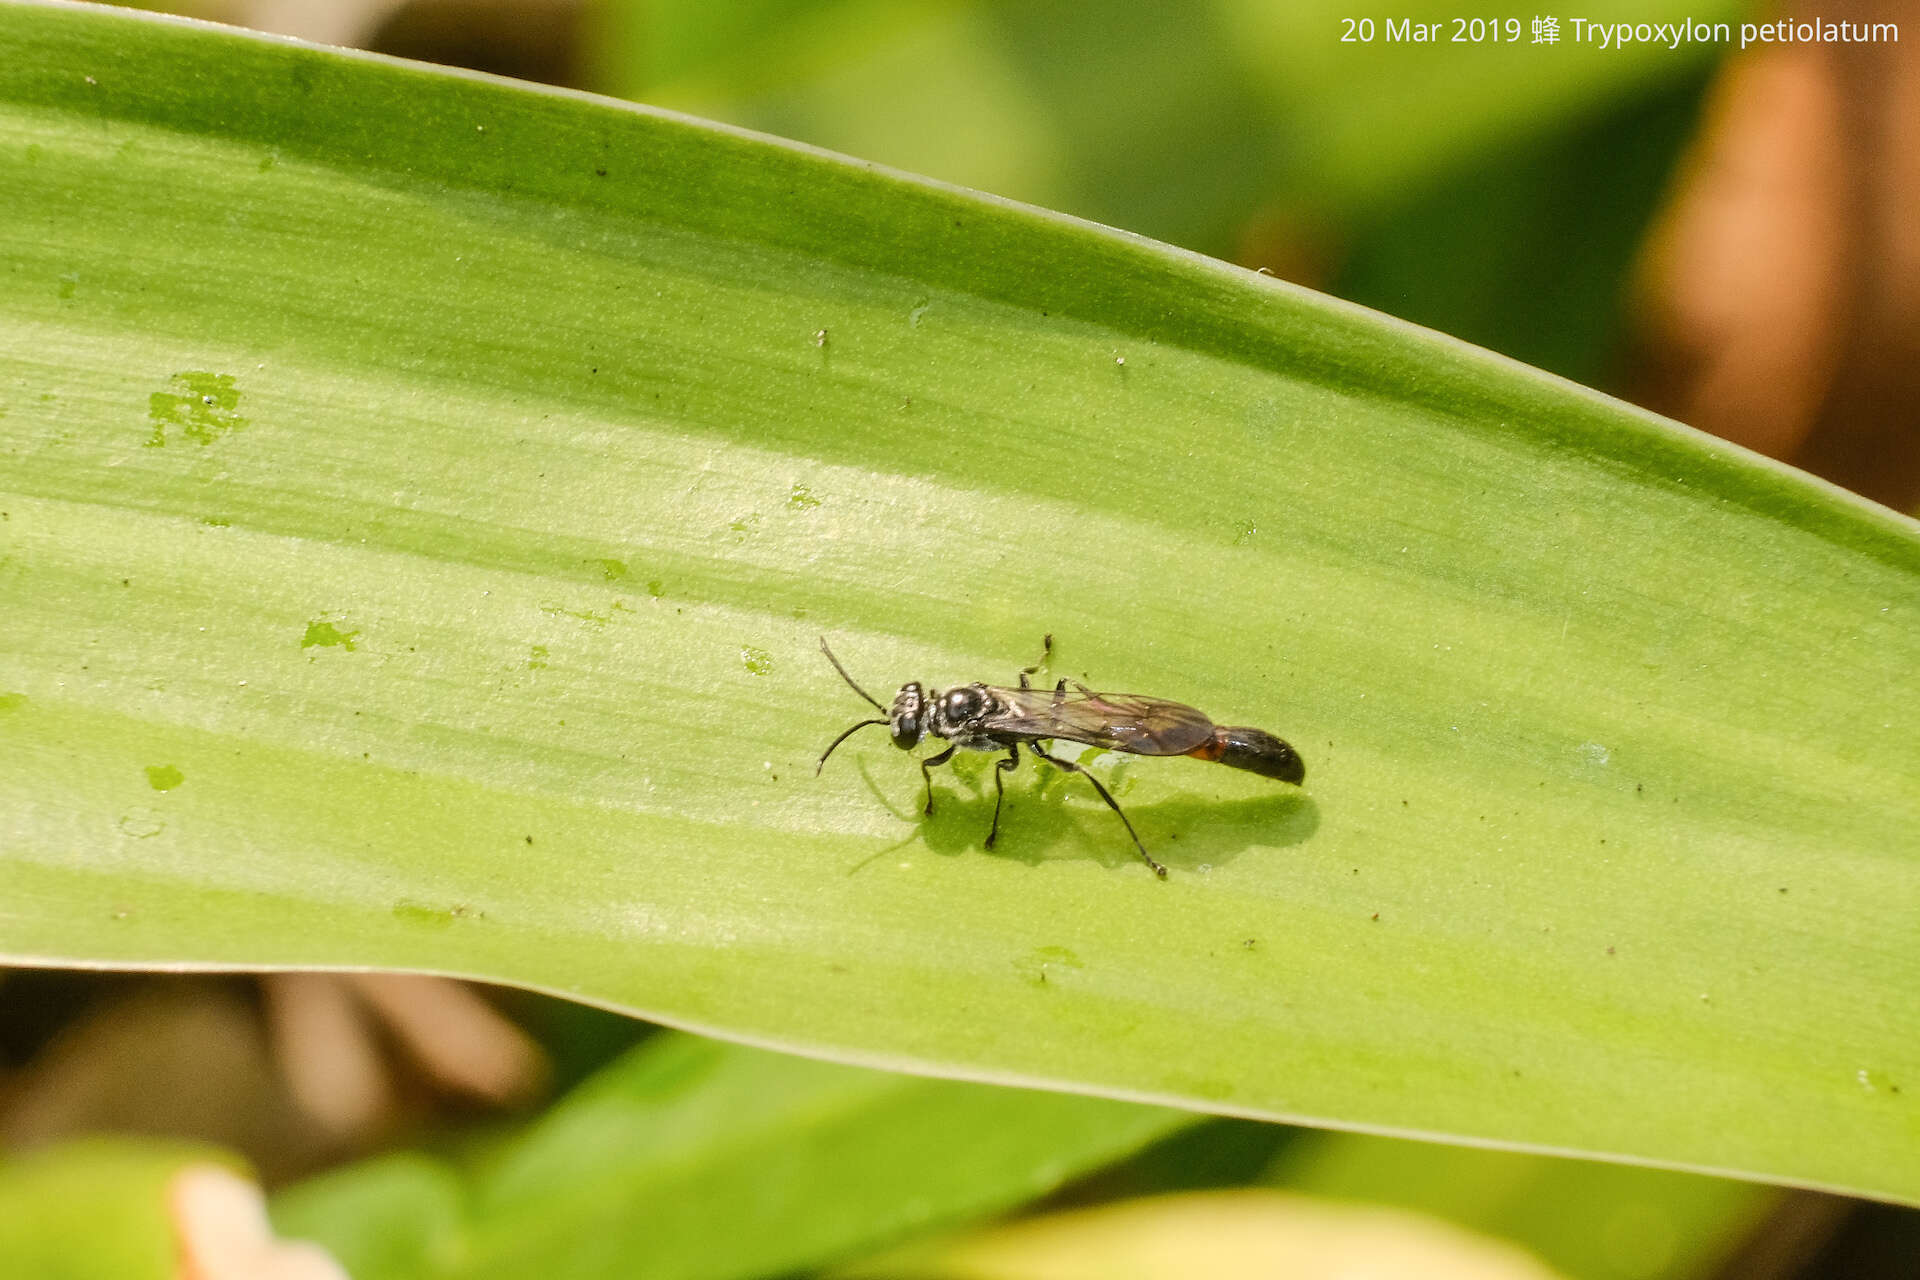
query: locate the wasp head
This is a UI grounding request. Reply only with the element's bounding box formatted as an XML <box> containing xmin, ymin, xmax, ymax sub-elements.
<box><xmin>890</xmin><ymin>682</ymin><xmax>927</xmax><ymax>749</ymax></box>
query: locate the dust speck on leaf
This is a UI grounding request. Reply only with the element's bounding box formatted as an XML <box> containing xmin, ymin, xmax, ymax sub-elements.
<box><xmin>1015</xmin><ymin>946</ymin><xmax>1084</xmax><ymax>987</ymax></box>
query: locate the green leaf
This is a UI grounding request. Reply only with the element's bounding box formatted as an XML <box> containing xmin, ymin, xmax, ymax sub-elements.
<box><xmin>1330</xmin><ymin>72</ymin><xmax>1707</xmax><ymax>386</ymax></box>
<box><xmin>0</xmin><ymin>1137</ymin><xmax>227</xmax><ymax>1280</ymax></box>
<box><xmin>270</xmin><ymin>1032</ymin><xmax>1184</xmax><ymax>1280</ymax></box>
<box><xmin>592</xmin><ymin>0</ymin><xmax>1739</xmax><ymax>252</ymax></box>
<box><xmin>269</xmin><ymin>1154</ymin><xmax>467</xmax><ymax>1280</ymax></box>
<box><xmin>852</xmin><ymin>1128</ymin><xmax>1773</xmax><ymax>1280</ymax></box>
<box><xmin>2</xmin><ymin>0</ymin><xmax>1917</xmax><ymax>1207</ymax></box>
<box><xmin>1264</xmin><ymin>1130</ymin><xmax>1774</xmax><ymax>1280</ymax></box>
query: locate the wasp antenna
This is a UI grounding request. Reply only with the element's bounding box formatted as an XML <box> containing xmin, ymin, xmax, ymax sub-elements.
<box><xmin>817</xmin><ymin>718</ymin><xmax>888</xmax><ymax>773</ymax></box>
<box><xmin>819</xmin><ymin>636</ymin><xmax>887</xmax><ymax>712</ymax></box>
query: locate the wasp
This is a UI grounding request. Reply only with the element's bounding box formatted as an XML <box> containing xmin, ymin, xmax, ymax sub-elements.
<box><xmin>815</xmin><ymin>637</ymin><xmax>1305</xmax><ymax>877</ymax></box>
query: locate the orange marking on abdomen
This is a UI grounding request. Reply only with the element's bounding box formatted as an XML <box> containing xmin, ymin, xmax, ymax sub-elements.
<box><xmin>1184</xmin><ymin>730</ymin><xmax>1229</xmax><ymax>762</ymax></box>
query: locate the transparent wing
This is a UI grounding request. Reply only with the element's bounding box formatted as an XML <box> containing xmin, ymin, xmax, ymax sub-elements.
<box><xmin>981</xmin><ymin>686</ymin><xmax>1216</xmax><ymax>755</ymax></box>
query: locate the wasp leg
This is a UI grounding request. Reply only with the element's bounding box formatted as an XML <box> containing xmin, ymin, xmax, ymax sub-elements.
<box><xmin>1018</xmin><ymin>633</ymin><xmax>1055</xmax><ymax>685</ymax></box>
<box><xmin>1017</xmin><ymin>671</ymin><xmax>1071</xmax><ymax>710</ymax></box>
<box><xmin>1029</xmin><ymin>744</ymin><xmax>1167</xmax><ymax>878</ymax></box>
<box><xmin>919</xmin><ymin>744</ymin><xmax>957</xmax><ymax>816</ymax></box>
<box><xmin>984</xmin><ymin>744</ymin><xmax>1021</xmax><ymax>849</ymax></box>
<box><xmin>1038</xmin><ymin>674</ymin><xmax>1092</xmax><ymax>704</ymax></box>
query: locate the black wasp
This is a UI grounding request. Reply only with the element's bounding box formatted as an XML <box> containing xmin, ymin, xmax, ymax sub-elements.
<box><xmin>815</xmin><ymin>637</ymin><xmax>1305</xmax><ymax>878</ymax></box>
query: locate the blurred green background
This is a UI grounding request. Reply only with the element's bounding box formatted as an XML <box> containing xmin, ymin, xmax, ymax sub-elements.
<box><xmin>578</xmin><ymin>0</ymin><xmax>1727</xmax><ymax>391</ymax></box>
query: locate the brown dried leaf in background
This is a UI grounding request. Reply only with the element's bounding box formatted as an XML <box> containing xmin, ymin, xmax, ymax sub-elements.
<box><xmin>1790</xmin><ymin>4</ymin><xmax>1920</xmax><ymax>511</ymax></box>
<box><xmin>343</xmin><ymin>973</ymin><xmax>548</xmax><ymax>1108</ymax></box>
<box><xmin>1630</xmin><ymin>42</ymin><xmax>1848</xmax><ymax>462</ymax></box>
<box><xmin>260</xmin><ymin>973</ymin><xmax>548</xmax><ymax>1148</ymax></box>
<box><xmin>0</xmin><ymin>979</ymin><xmax>334</xmax><ymax>1184</ymax></box>
<box><xmin>260</xmin><ymin>973</ymin><xmax>398</xmax><ymax>1142</ymax></box>
<box><xmin>171</xmin><ymin>1164</ymin><xmax>348</xmax><ymax>1280</ymax></box>
<box><xmin>1631</xmin><ymin>3</ymin><xmax>1920</xmax><ymax>511</ymax></box>
<box><xmin>2</xmin><ymin>972</ymin><xmax>549</xmax><ymax>1182</ymax></box>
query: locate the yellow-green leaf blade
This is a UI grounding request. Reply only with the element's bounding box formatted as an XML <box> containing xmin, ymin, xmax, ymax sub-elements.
<box><xmin>1</xmin><ymin>2</ymin><xmax>1916</xmax><ymax>1206</ymax></box>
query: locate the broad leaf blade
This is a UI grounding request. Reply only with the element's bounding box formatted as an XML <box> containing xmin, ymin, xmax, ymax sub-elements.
<box><xmin>1</xmin><ymin>2</ymin><xmax>1916</xmax><ymax>1205</ymax></box>
<box><xmin>0</xmin><ymin>1138</ymin><xmax>223</xmax><ymax>1279</ymax></box>
<box><xmin>270</xmin><ymin>1032</ymin><xmax>1182</xmax><ymax>1280</ymax></box>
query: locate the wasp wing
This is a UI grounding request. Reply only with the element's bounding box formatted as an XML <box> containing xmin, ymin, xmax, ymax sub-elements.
<box><xmin>980</xmin><ymin>686</ymin><xmax>1216</xmax><ymax>756</ymax></box>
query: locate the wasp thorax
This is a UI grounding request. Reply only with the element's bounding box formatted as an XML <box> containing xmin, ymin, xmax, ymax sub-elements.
<box><xmin>927</xmin><ymin>685</ymin><xmax>989</xmax><ymax>738</ymax></box>
<box><xmin>942</xmin><ymin>686</ymin><xmax>986</xmax><ymax>723</ymax></box>
<box><xmin>889</xmin><ymin>682</ymin><xmax>927</xmax><ymax>749</ymax></box>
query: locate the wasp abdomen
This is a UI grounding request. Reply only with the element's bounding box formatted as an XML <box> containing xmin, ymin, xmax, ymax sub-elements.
<box><xmin>1187</xmin><ymin>725</ymin><xmax>1305</xmax><ymax>785</ymax></box>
